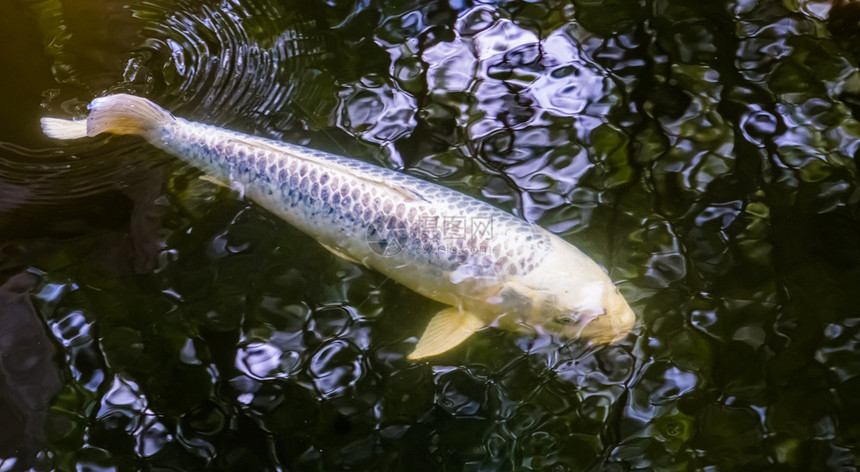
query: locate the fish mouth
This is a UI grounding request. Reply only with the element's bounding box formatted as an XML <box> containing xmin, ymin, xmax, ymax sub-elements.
<box><xmin>577</xmin><ymin>306</ymin><xmax>635</xmax><ymax>344</ymax></box>
<box><xmin>489</xmin><ymin>300</ymin><xmax>635</xmax><ymax>344</ymax></box>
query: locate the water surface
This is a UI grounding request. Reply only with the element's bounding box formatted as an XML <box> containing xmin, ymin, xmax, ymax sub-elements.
<box><xmin>1</xmin><ymin>0</ymin><xmax>859</xmax><ymax>470</ymax></box>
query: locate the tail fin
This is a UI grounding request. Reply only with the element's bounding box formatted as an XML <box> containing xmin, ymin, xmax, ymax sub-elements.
<box><xmin>41</xmin><ymin>118</ymin><xmax>88</xmax><ymax>140</ymax></box>
<box><xmin>41</xmin><ymin>94</ymin><xmax>174</xmax><ymax>140</ymax></box>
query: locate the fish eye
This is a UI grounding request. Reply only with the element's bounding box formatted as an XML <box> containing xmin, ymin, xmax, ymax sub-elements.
<box><xmin>554</xmin><ymin>313</ymin><xmax>579</xmax><ymax>325</ymax></box>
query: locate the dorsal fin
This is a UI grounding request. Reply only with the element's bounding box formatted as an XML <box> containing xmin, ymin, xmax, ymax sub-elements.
<box><xmin>226</xmin><ymin>136</ymin><xmax>423</xmax><ymax>203</ymax></box>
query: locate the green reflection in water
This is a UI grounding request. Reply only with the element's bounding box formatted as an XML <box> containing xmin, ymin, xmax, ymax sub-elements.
<box><xmin>1</xmin><ymin>0</ymin><xmax>859</xmax><ymax>470</ymax></box>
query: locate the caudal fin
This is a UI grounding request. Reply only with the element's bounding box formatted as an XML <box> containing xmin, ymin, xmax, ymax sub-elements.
<box><xmin>41</xmin><ymin>118</ymin><xmax>88</xmax><ymax>140</ymax></box>
<box><xmin>41</xmin><ymin>94</ymin><xmax>174</xmax><ymax>140</ymax></box>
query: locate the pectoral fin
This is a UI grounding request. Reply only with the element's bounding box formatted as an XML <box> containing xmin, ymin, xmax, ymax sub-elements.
<box><xmin>319</xmin><ymin>242</ymin><xmax>362</xmax><ymax>265</ymax></box>
<box><xmin>408</xmin><ymin>308</ymin><xmax>486</xmax><ymax>359</ymax></box>
<box><xmin>199</xmin><ymin>174</ymin><xmax>229</xmax><ymax>188</ymax></box>
<box><xmin>199</xmin><ymin>175</ymin><xmax>246</xmax><ymax>198</ymax></box>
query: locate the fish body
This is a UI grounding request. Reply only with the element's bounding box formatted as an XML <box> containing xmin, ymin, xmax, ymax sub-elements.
<box><xmin>42</xmin><ymin>94</ymin><xmax>635</xmax><ymax>358</ymax></box>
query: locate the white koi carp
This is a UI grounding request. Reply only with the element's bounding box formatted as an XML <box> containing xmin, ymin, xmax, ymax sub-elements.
<box><xmin>42</xmin><ymin>94</ymin><xmax>635</xmax><ymax>358</ymax></box>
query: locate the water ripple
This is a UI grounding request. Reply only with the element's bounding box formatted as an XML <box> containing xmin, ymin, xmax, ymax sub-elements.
<box><xmin>1</xmin><ymin>0</ymin><xmax>330</xmax><ymax>214</ymax></box>
<box><xmin>133</xmin><ymin>0</ymin><xmax>329</xmax><ymax>129</ymax></box>
<box><xmin>5</xmin><ymin>0</ymin><xmax>860</xmax><ymax>470</ymax></box>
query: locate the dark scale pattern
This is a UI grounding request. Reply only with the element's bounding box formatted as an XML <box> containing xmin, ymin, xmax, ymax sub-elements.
<box><xmin>158</xmin><ymin>120</ymin><xmax>553</xmax><ymax>279</ymax></box>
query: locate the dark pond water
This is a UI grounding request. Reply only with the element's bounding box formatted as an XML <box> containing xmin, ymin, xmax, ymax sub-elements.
<box><xmin>2</xmin><ymin>0</ymin><xmax>860</xmax><ymax>470</ymax></box>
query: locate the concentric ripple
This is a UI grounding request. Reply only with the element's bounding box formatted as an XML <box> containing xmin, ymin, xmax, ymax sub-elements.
<box><xmin>132</xmin><ymin>0</ymin><xmax>331</xmax><ymax>130</ymax></box>
<box><xmin>0</xmin><ymin>0</ymin><xmax>330</xmax><ymax>213</ymax></box>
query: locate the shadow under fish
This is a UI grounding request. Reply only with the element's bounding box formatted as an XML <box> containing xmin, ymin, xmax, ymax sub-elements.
<box><xmin>0</xmin><ymin>272</ymin><xmax>63</xmax><ymax>470</ymax></box>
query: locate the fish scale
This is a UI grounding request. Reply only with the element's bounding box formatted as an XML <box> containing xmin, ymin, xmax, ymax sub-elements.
<box><xmin>159</xmin><ymin>118</ymin><xmax>552</xmax><ymax>287</ymax></box>
<box><xmin>40</xmin><ymin>93</ymin><xmax>635</xmax><ymax>359</ymax></box>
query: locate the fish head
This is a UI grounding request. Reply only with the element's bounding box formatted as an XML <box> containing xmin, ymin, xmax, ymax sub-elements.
<box><xmin>499</xmin><ymin>236</ymin><xmax>635</xmax><ymax>344</ymax></box>
<box><xmin>541</xmin><ymin>280</ymin><xmax>635</xmax><ymax>343</ymax></box>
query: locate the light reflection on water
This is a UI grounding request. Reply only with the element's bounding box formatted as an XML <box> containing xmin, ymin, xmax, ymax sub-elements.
<box><xmin>0</xmin><ymin>0</ymin><xmax>859</xmax><ymax>470</ymax></box>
